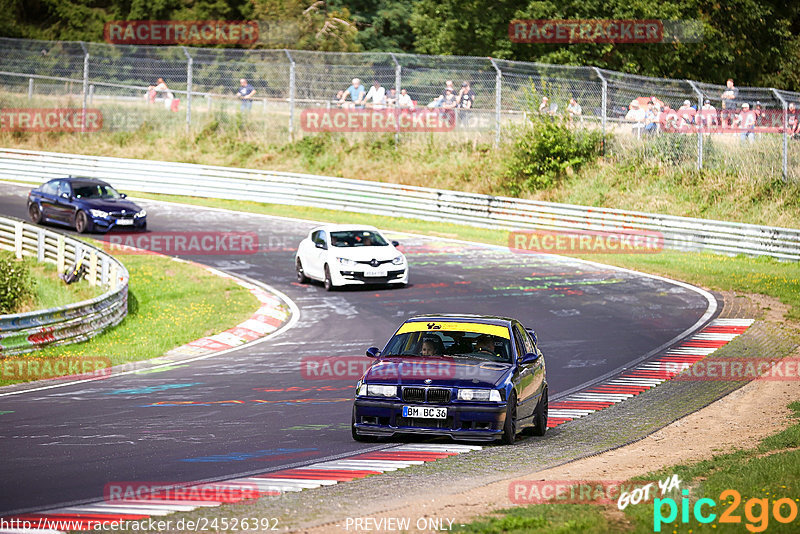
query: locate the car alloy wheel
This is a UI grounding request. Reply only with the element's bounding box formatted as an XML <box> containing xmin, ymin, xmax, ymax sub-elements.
<box><xmin>296</xmin><ymin>258</ymin><xmax>309</xmax><ymax>283</ymax></box>
<box><xmin>324</xmin><ymin>264</ymin><xmax>334</xmax><ymax>291</ymax></box>
<box><xmin>28</xmin><ymin>204</ymin><xmax>42</xmax><ymax>224</ymax></box>
<box><xmin>501</xmin><ymin>393</ymin><xmax>518</xmax><ymax>445</ymax></box>
<box><xmin>75</xmin><ymin>211</ymin><xmax>90</xmax><ymax>234</ymax></box>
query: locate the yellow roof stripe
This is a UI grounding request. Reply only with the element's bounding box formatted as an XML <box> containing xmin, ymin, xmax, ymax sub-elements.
<box><xmin>397</xmin><ymin>321</ymin><xmax>510</xmax><ymax>339</ymax></box>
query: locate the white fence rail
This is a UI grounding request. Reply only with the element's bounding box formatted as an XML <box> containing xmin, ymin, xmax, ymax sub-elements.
<box><xmin>1</xmin><ymin>148</ymin><xmax>798</xmax><ymax>261</ymax></box>
<box><xmin>0</xmin><ymin>214</ymin><xmax>128</xmax><ymax>355</ymax></box>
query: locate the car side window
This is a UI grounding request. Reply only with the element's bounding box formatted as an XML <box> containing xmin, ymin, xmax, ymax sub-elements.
<box><xmin>41</xmin><ymin>181</ymin><xmax>58</xmax><ymax>196</ymax></box>
<box><xmin>520</xmin><ymin>326</ymin><xmax>536</xmax><ymax>355</ymax></box>
<box><xmin>512</xmin><ymin>325</ymin><xmax>526</xmax><ymax>360</ymax></box>
<box><xmin>57</xmin><ymin>181</ymin><xmax>71</xmax><ymax>198</ymax></box>
<box><xmin>313</xmin><ymin>231</ymin><xmax>328</xmax><ymax>249</ymax></box>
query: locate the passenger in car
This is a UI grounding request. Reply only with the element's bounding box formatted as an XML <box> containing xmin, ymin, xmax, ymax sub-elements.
<box><xmin>421</xmin><ymin>337</ymin><xmax>444</xmax><ymax>356</ymax></box>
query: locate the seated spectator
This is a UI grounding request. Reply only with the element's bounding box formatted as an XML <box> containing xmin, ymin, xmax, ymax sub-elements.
<box><xmin>699</xmin><ymin>99</ymin><xmax>717</xmax><ymax>129</ymax></box>
<box><xmin>567</xmin><ymin>98</ymin><xmax>582</xmax><ymax>124</ymax></box>
<box><xmin>649</xmin><ymin>96</ymin><xmax>665</xmax><ymax>112</ymax></box>
<box><xmin>734</xmin><ymin>102</ymin><xmax>756</xmax><ymax>143</ymax></box>
<box><xmin>154</xmin><ymin>78</ymin><xmax>174</xmax><ymax>110</ymax></box>
<box><xmin>333</xmin><ymin>90</ymin><xmax>345</xmax><ymax>107</ymax></box>
<box><xmin>364</xmin><ymin>80</ymin><xmax>387</xmax><ymax>109</ymax></box>
<box><xmin>788</xmin><ymin>102</ymin><xmax>799</xmax><ymax>138</ymax></box>
<box><xmin>397</xmin><ymin>89</ymin><xmax>414</xmax><ymax>109</ymax></box>
<box><xmin>339</xmin><ymin>78</ymin><xmax>366</xmax><ymax>109</ymax></box>
<box><xmin>678</xmin><ymin>99</ymin><xmax>696</xmax><ymax>125</ymax></box>
<box><xmin>146</xmin><ymin>85</ymin><xmax>157</xmax><ymax>104</ymax></box>
<box><xmin>386</xmin><ymin>88</ymin><xmax>397</xmax><ymax>108</ymax></box>
<box><xmin>442</xmin><ymin>89</ymin><xmax>458</xmax><ymax>109</ymax></box>
<box><xmin>644</xmin><ymin>101</ymin><xmax>659</xmax><ymax>134</ymax></box>
<box><xmin>625</xmin><ymin>100</ymin><xmax>646</xmax><ymax>137</ymax></box>
<box><xmin>538</xmin><ymin>96</ymin><xmax>549</xmax><ymax>114</ymax></box>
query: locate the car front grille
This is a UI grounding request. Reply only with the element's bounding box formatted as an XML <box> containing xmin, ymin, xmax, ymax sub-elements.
<box><xmin>109</xmin><ymin>211</ymin><xmax>134</xmax><ymax>219</ymax></box>
<box><xmin>356</xmin><ymin>259</ymin><xmax>393</xmax><ymax>266</ymax></box>
<box><xmin>427</xmin><ymin>388</ymin><xmax>451</xmax><ymax>404</ymax></box>
<box><xmin>401</xmin><ymin>387</ymin><xmax>451</xmax><ymax>403</ymax></box>
<box><xmin>402</xmin><ymin>387</ymin><xmax>426</xmax><ymax>403</ymax></box>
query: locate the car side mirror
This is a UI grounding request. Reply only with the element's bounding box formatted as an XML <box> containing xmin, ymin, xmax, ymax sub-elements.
<box><xmin>315</xmin><ymin>242</ymin><xmax>327</xmax><ymax>250</ymax></box>
<box><xmin>391</xmin><ymin>240</ymin><xmax>400</xmax><ymax>247</ymax></box>
<box><xmin>60</xmin><ymin>192</ymin><xmax>70</xmax><ymax>200</ymax></box>
<box><xmin>520</xmin><ymin>352</ymin><xmax>540</xmax><ymax>365</ymax></box>
<box><xmin>366</xmin><ymin>347</ymin><xmax>381</xmax><ymax>358</ymax></box>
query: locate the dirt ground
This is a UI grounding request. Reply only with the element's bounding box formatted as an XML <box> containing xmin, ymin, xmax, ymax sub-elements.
<box><xmin>296</xmin><ymin>294</ymin><xmax>800</xmax><ymax>533</ymax></box>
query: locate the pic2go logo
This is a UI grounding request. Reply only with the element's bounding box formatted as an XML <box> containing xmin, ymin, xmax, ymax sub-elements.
<box><xmin>654</xmin><ymin>489</ymin><xmax>799</xmax><ymax>532</ymax></box>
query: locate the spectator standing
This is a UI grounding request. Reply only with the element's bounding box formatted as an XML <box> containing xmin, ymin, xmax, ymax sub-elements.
<box><xmin>339</xmin><ymin>78</ymin><xmax>366</xmax><ymax>109</ymax></box>
<box><xmin>237</xmin><ymin>78</ymin><xmax>256</xmax><ymax>112</ymax></box>
<box><xmin>364</xmin><ymin>81</ymin><xmax>387</xmax><ymax>109</ymax></box>
<box><xmin>567</xmin><ymin>98</ymin><xmax>582</xmax><ymax>124</ymax></box>
<box><xmin>397</xmin><ymin>89</ymin><xmax>414</xmax><ymax>109</ymax></box>
<box><xmin>721</xmin><ymin>78</ymin><xmax>739</xmax><ymax>127</ymax></box>
<box><xmin>386</xmin><ymin>88</ymin><xmax>397</xmax><ymax>108</ymax></box>
<box><xmin>734</xmin><ymin>102</ymin><xmax>756</xmax><ymax>143</ymax></box>
<box><xmin>457</xmin><ymin>81</ymin><xmax>475</xmax><ymax>126</ymax></box>
<box><xmin>678</xmin><ymin>99</ymin><xmax>696</xmax><ymax>125</ymax></box>
<box><xmin>538</xmin><ymin>96</ymin><xmax>550</xmax><ymax>114</ymax></box>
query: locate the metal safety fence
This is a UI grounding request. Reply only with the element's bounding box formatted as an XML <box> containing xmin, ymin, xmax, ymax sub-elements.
<box><xmin>0</xmin><ymin>37</ymin><xmax>798</xmax><ymax>181</ymax></box>
<box><xmin>1</xmin><ymin>148</ymin><xmax>798</xmax><ymax>261</ymax></box>
<box><xmin>0</xmin><ymin>214</ymin><xmax>129</xmax><ymax>356</ymax></box>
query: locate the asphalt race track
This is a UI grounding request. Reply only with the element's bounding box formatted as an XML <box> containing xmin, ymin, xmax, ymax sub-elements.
<box><xmin>0</xmin><ymin>181</ymin><xmax>716</xmax><ymax>514</ymax></box>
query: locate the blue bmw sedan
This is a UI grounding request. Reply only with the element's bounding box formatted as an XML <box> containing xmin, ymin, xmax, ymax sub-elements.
<box><xmin>28</xmin><ymin>177</ymin><xmax>147</xmax><ymax>233</ymax></box>
<box><xmin>352</xmin><ymin>315</ymin><xmax>548</xmax><ymax>444</ymax></box>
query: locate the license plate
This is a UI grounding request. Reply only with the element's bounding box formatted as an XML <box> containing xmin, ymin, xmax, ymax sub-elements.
<box><xmin>116</xmin><ymin>219</ymin><xmax>133</xmax><ymax>225</ymax></box>
<box><xmin>364</xmin><ymin>270</ymin><xmax>386</xmax><ymax>277</ymax></box>
<box><xmin>403</xmin><ymin>406</ymin><xmax>447</xmax><ymax>419</ymax></box>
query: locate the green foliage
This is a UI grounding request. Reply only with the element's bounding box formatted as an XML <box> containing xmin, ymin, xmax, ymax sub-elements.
<box><xmin>0</xmin><ymin>252</ymin><xmax>36</xmax><ymax>314</ymax></box>
<box><xmin>503</xmin><ymin>116</ymin><xmax>603</xmax><ymax>194</ymax></box>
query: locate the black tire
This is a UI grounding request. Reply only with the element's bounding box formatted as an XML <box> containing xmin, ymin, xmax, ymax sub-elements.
<box><xmin>74</xmin><ymin>211</ymin><xmax>91</xmax><ymax>234</ymax></box>
<box><xmin>28</xmin><ymin>203</ymin><xmax>42</xmax><ymax>224</ymax></box>
<box><xmin>531</xmin><ymin>387</ymin><xmax>549</xmax><ymax>437</ymax></box>
<box><xmin>296</xmin><ymin>258</ymin><xmax>309</xmax><ymax>283</ymax></box>
<box><xmin>324</xmin><ymin>264</ymin><xmax>334</xmax><ymax>291</ymax></box>
<box><xmin>501</xmin><ymin>393</ymin><xmax>518</xmax><ymax>445</ymax></box>
<box><xmin>352</xmin><ymin>412</ymin><xmax>377</xmax><ymax>442</ymax></box>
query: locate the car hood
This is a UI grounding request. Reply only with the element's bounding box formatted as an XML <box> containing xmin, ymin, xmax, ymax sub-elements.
<box><xmin>364</xmin><ymin>356</ymin><xmax>512</xmax><ymax>388</ymax></box>
<box><xmin>328</xmin><ymin>246</ymin><xmax>401</xmax><ymax>261</ymax></box>
<box><xmin>78</xmin><ymin>198</ymin><xmax>142</xmax><ymax>213</ymax></box>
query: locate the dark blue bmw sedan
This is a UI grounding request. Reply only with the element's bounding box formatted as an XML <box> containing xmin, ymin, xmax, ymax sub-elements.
<box><xmin>28</xmin><ymin>177</ymin><xmax>146</xmax><ymax>233</ymax></box>
<box><xmin>352</xmin><ymin>314</ymin><xmax>548</xmax><ymax>444</ymax></box>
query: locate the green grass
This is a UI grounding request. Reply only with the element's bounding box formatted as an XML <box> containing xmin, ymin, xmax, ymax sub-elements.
<box><xmin>0</xmin><ymin>253</ymin><xmax>260</xmax><ymax>386</ymax></box>
<box><xmin>457</xmin><ymin>402</ymin><xmax>800</xmax><ymax>533</ymax></box>
<box><xmin>454</xmin><ymin>503</ymin><xmax>615</xmax><ymax>534</ymax></box>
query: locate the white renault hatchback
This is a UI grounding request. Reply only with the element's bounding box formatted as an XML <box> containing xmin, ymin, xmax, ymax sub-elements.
<box><xmin>295</xmin><ymin>225</ymin><xmax>408</xmax><ymax>290</ymax></box>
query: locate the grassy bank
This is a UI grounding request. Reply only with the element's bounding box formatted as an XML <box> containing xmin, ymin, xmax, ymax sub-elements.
<box><xmin>2</xmin><ymin>122</ymin><xmax>799</xmax><ymax>228</ymax></box>
<box><xmin>0</xmin><ymin>252</ymin><xmax>260</xmax><ymax>385</ymax></box>
<box><xmin>456</xmin><ymin>401</ymin><xmax>800</xmax><ymax>533</ymax></box>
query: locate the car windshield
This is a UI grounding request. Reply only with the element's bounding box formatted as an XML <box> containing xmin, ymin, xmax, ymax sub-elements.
<box><xmin>72</xmin><ymin>183</ymin><xmax>121</xmax><ymax>199</ymax></box>
<box><xmin>382</xmin><ymin>328</ymin><xmax>512</xmax><ymax>363</ymax></box>
<box><xmin>330</xmin><ymin>230</ymin><xmax>388</xmax><ymax>247</ymax></box>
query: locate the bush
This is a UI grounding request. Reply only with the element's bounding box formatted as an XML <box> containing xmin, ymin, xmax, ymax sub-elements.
<box><xmin>502</xmin><ymin>116</ymin><xmax>603</xmax><ymax>195</ymax></box>
<box><xmin>0</xmin><ymin>252</ymin><xmax>36</xmax><ymax>314</ymax></box>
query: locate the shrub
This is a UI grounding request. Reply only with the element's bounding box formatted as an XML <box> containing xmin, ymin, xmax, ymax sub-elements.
<box><xmin>0</xmin><ymin>252</ymin><xmax>36</xmax><ymax>314</ymax></box>
<box><xmin>502</xmin><ymin>116</ymin><xmax>603</xmax><ymax>195</ymax></box>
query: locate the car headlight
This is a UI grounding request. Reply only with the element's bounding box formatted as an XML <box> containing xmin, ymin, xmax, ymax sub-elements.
<box><xmin>89</xmin><ymin>209</ymin><xmax>109</xmax><ymax>218</ymax></box>
<box><xmin>391</xmin><ymin>256</ymin><xmax>404</xmax><ymax>265</ymax></box>
<box><xmin>458</xmin><ymin>389</ymin><xmax>502</xmax><ymax>402</ymax></box>
<box><xmin>134</xmin><ymin>209</ymin><xmax>146</xmax><ymax>218</ymax></box>
<box><xmin>362</xmin><ymin>384</ymin><xmax>397</xmax><ymax>397</ymax></box>
<box><xmin>337</xmin><ymin>257</ymin><xmax>358</xmax><ymax>267</ymax></box>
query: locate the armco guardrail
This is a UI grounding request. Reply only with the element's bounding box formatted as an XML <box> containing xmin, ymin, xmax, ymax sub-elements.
<box><xmin>1</xmin><ymin>148</ymin><xmax>799</xmax><ymax>261</ymax></box>
<box><xmin>0</xmin><ymin>214</ymin><xmax>128</xmax><ymax>355</ymax></box>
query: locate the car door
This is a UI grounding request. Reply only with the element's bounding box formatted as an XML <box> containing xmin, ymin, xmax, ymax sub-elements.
<box><xmin>52</xmin><ymin>181</ymin><xmax>76</xmax><ymax>224</ymax></box>
<box><xmin>37</xmin><ymin>180</ymin><xmax>60</xmax><ymax>220</ymax></box>
<box><xmin>513</xmin><ymin>323</ymin><xmax>541</xmax><ymax>420</ymax></box>
<box><xmin>305</xmin><ymin>230</ymin><xmax>329</xmax><ymax>280</ymax></box>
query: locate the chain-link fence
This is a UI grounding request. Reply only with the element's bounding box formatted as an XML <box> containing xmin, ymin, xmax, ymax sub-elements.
<box><xmin>1</xmin><ymin>37</ymin><xmax>798</xmax><ymax>181</ymax></box>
